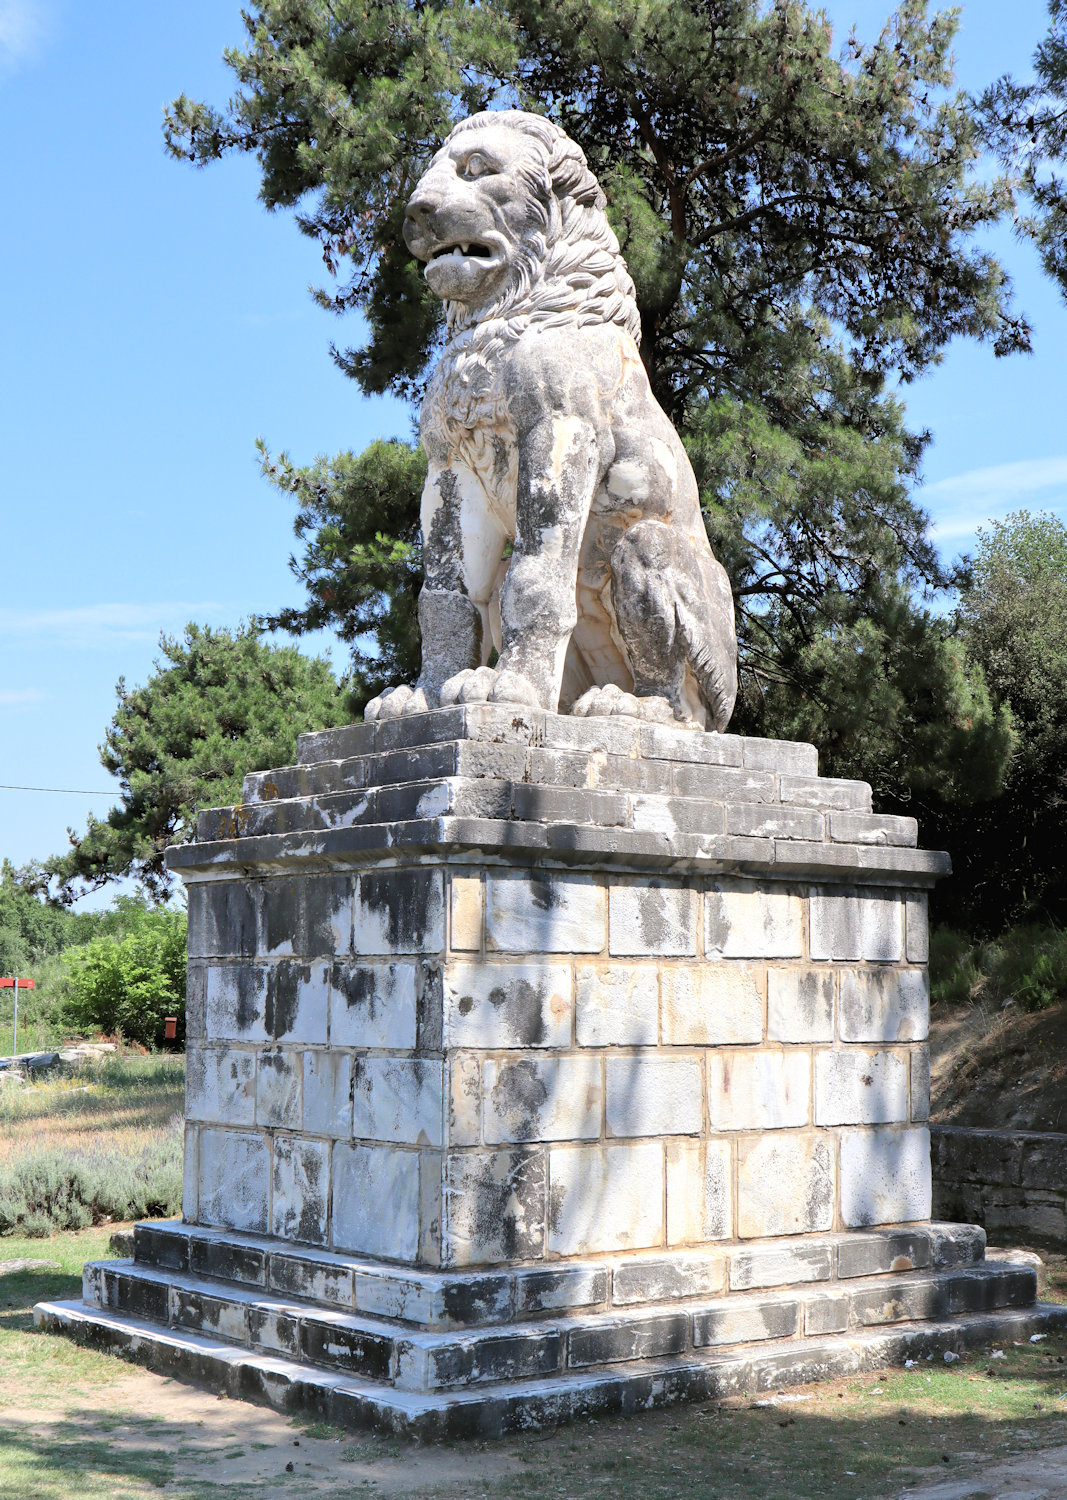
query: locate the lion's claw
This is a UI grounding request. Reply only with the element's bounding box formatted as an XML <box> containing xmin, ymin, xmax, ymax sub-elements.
<box><xmin>570</xmin><ymin>684</ymin><xmax>683</xmax><ymax>725</ymax></box>
<box><xmin>363</xmin><ymin>684</ymin><xmax>432</xmax><ymax>722</ymax></box>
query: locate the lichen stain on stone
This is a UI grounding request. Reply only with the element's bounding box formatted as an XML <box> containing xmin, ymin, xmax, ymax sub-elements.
<box><xmin>486</xmin><ymin>978</ymin><xmax>548</xmax><ymax>1046</ymax></box>
<box><xmin>267</xmin><ymin>962</ymin><xmax>306</xmax><ymax>1038</ymax></box>
<box><xmin>528</xmin><ymin>879</ymin><xmax>565</xmax><ymax>915</ymax></box>
<box><xmin>233</xmin><ymin>968</ymin><xmax>264</xmax><ymax>1034</ymax></box>
<box><xmin>361</xmin><ymin>870</ymin><xmax>440</xmax><ymax>950</ymax></box>
<box><xmin>891</xmin><ymin>1254</ymin><xmax>915</xmax><ymax>1272</ymax></box>
<box><xmin>491</xmin><ymin>1060</ymin><xmax>549</xmax><ymax>1141</ymax></box>
<box><xmin>333</xmin><ymin>964</ymin><xmax>379</xmax><ymax>1021</ymax></box>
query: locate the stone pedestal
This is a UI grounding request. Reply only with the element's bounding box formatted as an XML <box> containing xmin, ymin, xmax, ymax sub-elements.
<box><xmin>35</xmin><ymin>706</ymin><xmax>1067</xmax><ymax>1433</ymax></box>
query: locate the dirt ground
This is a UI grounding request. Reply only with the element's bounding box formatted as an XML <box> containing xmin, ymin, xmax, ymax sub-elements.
<box><xmin>930</xmin><ymin>995</ymin><xmax>1067</xmax><ymax>1131</ymax></box>
<box><xmin>8</xmin><ymin>1345</ymin><xmax>1067</xmax><ymax>1500</ymax></box>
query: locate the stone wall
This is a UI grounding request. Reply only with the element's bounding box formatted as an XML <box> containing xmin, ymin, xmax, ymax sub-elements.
<box><xmin>932</xmin><ymin>1126</ymin><xmax>1067</xmax><ymax>1250</ymax></box>
<box><xmin>183</xmin><ymin>854</ymin><xmax>933</xmax><ymax>1269</ymax></box>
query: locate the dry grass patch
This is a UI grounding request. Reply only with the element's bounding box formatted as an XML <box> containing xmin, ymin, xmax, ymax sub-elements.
<box><xmin>0</xmin><ymin>1055</ymin><xmax>184</xmax><ymax>1236</ymax></box>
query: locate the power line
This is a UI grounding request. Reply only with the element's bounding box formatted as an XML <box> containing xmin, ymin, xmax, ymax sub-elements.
<box><xmin>0</xmin><ymin>784</ymin><xmax>114</xmax><ymax>797</ymax></box>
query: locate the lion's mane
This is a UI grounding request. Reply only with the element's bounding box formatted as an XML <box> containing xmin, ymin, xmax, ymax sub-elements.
<box><xmin>425</xmin><ymin>111</ymin><xmax>642</xmax><ymax>438</ymax></box>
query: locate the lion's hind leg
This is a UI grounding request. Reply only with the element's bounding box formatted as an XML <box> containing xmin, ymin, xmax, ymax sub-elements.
<box><xmin>595</xmin><ymin>518</ymin><xmax>737</xmax><ymax>732</ymax></box>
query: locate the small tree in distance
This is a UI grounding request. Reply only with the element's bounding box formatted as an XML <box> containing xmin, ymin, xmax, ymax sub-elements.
<box><xmin>45</xmin><ymin>623</ymin><xmax>350</xmax><ymax>903</ymax></box>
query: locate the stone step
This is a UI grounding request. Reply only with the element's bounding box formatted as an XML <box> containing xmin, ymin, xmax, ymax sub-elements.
<box><xmin>82</xmin><ymin>1254</ymin><xmax>1037</xmax><ymax>1393</ymax></box>
<box><xmin>131</xmin><ymin>1221</ymin><xmax>987</xmax><ymax>1331</ymax></box>
<box><xmin>202</xmin><ymin>771</ymin><xmax>911</xmax><ymax>850</ymax></box>
<box><xmin>241</xmin><ymin>737</ymin><xmax>875</xmax><ymax>820</ymax></box>
<box><xmin>35</xmin><ymin>1295</ymin><xmax>1067</xmax><ymax>1439</ymax></box>
<box><xmin>293</xmin><ymin>704</ymin><xmax>824</xmax><ymax>778</ymax></box>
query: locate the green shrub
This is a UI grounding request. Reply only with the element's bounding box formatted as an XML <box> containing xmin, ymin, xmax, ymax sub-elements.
<box><xmin>0</xmin><ymin>1127</ymin><xmax>183</xmax><ymax>1237</ymax></box>
<box><xmin>61</xmin><ymin>910</ymin><xmax>187</xmax><ymax>1047</ymax></box>
<box><xmin>930</xmin><ymin>922</ymin><xmax>1067</xmax><ymax>1013</ymax></box>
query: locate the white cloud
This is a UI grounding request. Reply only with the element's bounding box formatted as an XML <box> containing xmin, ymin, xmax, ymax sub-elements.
<box><xmin>0</xmin><ymin>601</ymin><xmax>236</xmax><ymax>648</ymax></box>
<box><xmin>923</xmin><ymin>457</ymin><xmax>1067</xmax><ymax>543</ymax></box>
<box><xmin>0</xmin><ymin>0</ymin><xmax>49</xmax><ymax>70</ymax></box>
<box><xmin>0</xmin><ymin>688</ymin><xmax>45</xmax><ymax>705</ymax></box>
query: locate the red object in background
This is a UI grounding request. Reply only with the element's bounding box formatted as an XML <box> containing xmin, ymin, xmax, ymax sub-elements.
<box><xmin>164</xmin><ymin>1017</ymin><xmax>178</xmax><ymax>1040</ymax></box>
<box><xmin>0</xmin><ymin>978</ymin><xmax>34</xmax><ymax>988</ymax></box>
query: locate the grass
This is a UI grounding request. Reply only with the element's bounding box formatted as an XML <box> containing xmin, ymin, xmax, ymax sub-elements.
<box><xmin>0</xmin><ymin>1054</ymin><xmax>184</xmax><ymax>1236</ymax></box>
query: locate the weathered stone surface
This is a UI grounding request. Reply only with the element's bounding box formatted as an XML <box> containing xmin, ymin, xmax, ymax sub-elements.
<box><xmin>447</xmin><ymin>1054</ymin><xmax>481</xmax><ymax>1146</ymax></box>
<box><xmin>815</xmin><ymin>1049</ymin><xmax>908</xmax><ymax>1127</ymax></box>
<box><xmin>767</xmin><ymin>969</ymin><xmax>834</xmax><ymax>1043</ymax></box>
<box><xmin>810</xmin><ymin>889</ymin><xmax>904</xmax><ymax>963</ymax></box>
<box><xmin>197</xmin><ymin>1129</ymin><xmax>270</xmax><ymax>1234</ymax></box>
<box><xmin>730</xmin><ymin>1243</ymin><xmax>832</xmax><ymax>1291</ymax></box>
<box><xmin>302</xmin><ymin>1051</ymin><xmax>353</xmax><ymax>1139</ymax></box>
<box><xmin>911</xmin><ymin>1048</ymin><xmax>931</xmax><ymax>1123</ymax></box>
<box><xmin>185</xmin><ymin>1046</ymin><xmax>256</xmax><ymax>1126</ymax></box>
<box><xmin>205</xmin><ymin>965</ymin><xmax>269</xmax><ymax>1044</ymax></box>
<box><xmin>779</xmin><ymin>775</ymin><xmax>871</xmax><ymax>812</ymax></box>
<box><xmin>443</xmin><ymin>1148</ymin><xmax>547</xmax><ymax>1265</ymax></box>
<box><xmin>905</xmin><ymin>892</ymin><xmax>929</xmax><ymax>963</ymax></box>
<box><xmin>836</xmin><ymin>1229</ymin><xmax>931</xmax><ymax>1280</ymax></box>
<box><xmin>332</xmin><ymin>1144</ymin><xmax>421</xmax><ymax>1260</ymax></box>
<box><xmin>568</xmin><ymin>1312</ymin><xmax>688</xmax><ymax>1368</ymax></box>
<box><xmin>354</xmin><ymin>869</ymin><xmax>445</xmax><ymax>955</ymax></box>
<box><xmin>692</xmin><ymin>1295</ymin><xmax>801</xmax><ymax>1347</ymax></box>
<box><xmin>329</xmin><ymin>962</ymin><xmax>418</xmax><ymax>1050</ymax></box>
<box><xmin>351</xmin><ymin>1058</ymin><xmax>444</xmax><ymax>1146</ymax></box>
<box><xmin>737</xmin><ymin>1135</ymin><xmax>834</xmax><ymax>1238</ymax></box>
<box><xmin>708</xmin><ymin>1052</ymin><xmax>809</xmax><ymax>1131</ymax></box>
<box><xmin>666</xmin><ymin>1139</ymin><xmax>732</xmax><ymax>1244</ymax></box>
<box><xmin>486</xmin><ymin>872</ymin><xmax>605</xmax><ymax>954</ymax></box>
<box><xmin>483</xmin><ymin>1057</ymin><xmax>602</xmax><ymax>1143</ymax></box>
<box><xmin>575</xmin><ymin>964</ymin><xmax>658</xmax><ymax>1047</ymax></box>
<box><xmin>838</xmin><ymin>968</ymin><xmax>928</xmax><ymax>1043</ymax></box>
<box><xmin>828</xmin><ymin>812</ymin><xmax>917</xmax><ymax>847</ymax></box>
<box><xmin>444</xmin><ymin>963</ymin><xmax>572</xmax><ymax>1049</ymax></box>
<box><xmin>839</xmin><ymin>1127</ymin><xmax>931</xmax><ymax>1227</ymax></box>
<box><xmin>267</xmin><ymin>961</ymin><xmax>329</xmax><ymax>1044</ymax></box>
<box><xmin>256</xmin><ymin>1051</ymin><xmax>302</xmax><ymax>1130</ymax></box>
<box><xmin>450</xmin><ymin>873</ymin><xmax>483</xmax><ymax>952</ymax></box>
<box><xmin>608</xmin><ymin>883</ymin><xmax>698</xmax><ymax>957</ymax></box>
<box><xmin>272</xmin><ymin>1136</ymin><xmax>330</xmax><ymax>1245</ymax></box>
<box><xmin>187</xmin><ymin>882</ymin><xmax>258</xmax><ymax>959</ymax></box>
<box><xmin>548</xmin><ymin>1143</ymin><xmax>663</xmax><ymax>1256</ymax></box>
<box><xmin>660</xmin><ymin>965</ymin><xmax>763</xmax><ymax>1045</ymax></box>
<box><xmin>705</xmin><ymin>884</ymin><xmax>804</xmax><ymax>959</ymax></box>
<box><xmin>612</xmin><ymin>1254</ymin><xmax>724</xmax><ymax>1305</ymax></box>
<box><xmin>606</xmin><ymin>1055</ymin><xmax>702</xmax><ymax>1138</ymax></box>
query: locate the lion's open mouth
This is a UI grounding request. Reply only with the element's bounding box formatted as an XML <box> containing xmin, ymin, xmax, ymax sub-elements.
<box><xmin>429</xmin><ymin>241</ymin><xmax>496</xmax><ymax>261</ymax></box>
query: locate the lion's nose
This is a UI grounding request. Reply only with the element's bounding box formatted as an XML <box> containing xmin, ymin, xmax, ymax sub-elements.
<box><xmin>404</xmin><ymin>188</ymin><xmax>441</xmax><ymax>235</ymax></box>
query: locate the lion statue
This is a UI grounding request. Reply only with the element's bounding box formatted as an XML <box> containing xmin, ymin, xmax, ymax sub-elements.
<box><xmin>364</xmin><ymin>110</ymin><xmax>737</xmax><ymax>732</ymax></box>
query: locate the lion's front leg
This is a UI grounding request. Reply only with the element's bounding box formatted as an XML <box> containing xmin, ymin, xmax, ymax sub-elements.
<box><xmin>365</xmin><ymin>462</ymin><xmax>505</xmax><ymax>721</ymax></box>
<box><xmin>443</xmin><ymin>416</ymin><xmax>600</xmax><ymax>713</ymax></box>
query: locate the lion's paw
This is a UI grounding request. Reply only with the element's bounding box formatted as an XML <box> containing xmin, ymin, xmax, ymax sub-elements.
<box><xmin>440</xmin><ymin>667</ymin><xmax>543</xmax><ymax>709</ymax></box>
<box><xmin>571</xmin><ymin>684</ymin><xmax>679</xmax><ymax>725</ymax></box>
<box><xmin>363</xmin><ymin>685</ymin><xmax>432</xmax><ymax>722</ymax></box>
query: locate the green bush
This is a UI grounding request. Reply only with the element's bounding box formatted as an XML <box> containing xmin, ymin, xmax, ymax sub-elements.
<box><xmin>61</xmin><ymin>910</ymin><xmax>187</xmax><ymax>1047</ymax></box>
<box><xmin>930</xmin><ymin>922</ymin><xmax>1067</xmax><ymax>1013</ymax></box>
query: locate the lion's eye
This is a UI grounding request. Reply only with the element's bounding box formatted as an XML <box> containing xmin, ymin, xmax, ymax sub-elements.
<box><xmin>464</xmin><ymin>152</ymin><xmax>492</xmax><ymax>179</ymax></box>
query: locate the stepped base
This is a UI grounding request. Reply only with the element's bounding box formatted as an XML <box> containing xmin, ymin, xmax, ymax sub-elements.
<box><xmin>33</xmin><ymin>1218</ymin><xmax>1067</xmax><ymax>1435</ymax></box>
<box><xmin>34</xmin><ymin>1298</ymin><xmax>1067</xmax><ymax>1438</ymax></box>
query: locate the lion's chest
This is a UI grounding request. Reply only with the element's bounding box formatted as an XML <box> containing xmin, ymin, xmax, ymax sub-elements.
<box><xmin>422</xmin><ymin>334</ymin><xmax>519</xmax><ymax>530</ymax></box>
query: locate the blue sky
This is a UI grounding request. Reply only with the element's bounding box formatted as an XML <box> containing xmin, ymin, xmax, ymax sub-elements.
<box><xmin>2</xmin><ymin>0</ymin><xmax>1066</xmax><ymax>890</ymax></box>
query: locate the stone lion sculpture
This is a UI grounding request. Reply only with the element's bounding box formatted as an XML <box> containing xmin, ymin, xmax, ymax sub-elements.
<box><xmin>364</xmin><ymin>110</ymin><xmax>737</xmax><ymax>731</ymax></box>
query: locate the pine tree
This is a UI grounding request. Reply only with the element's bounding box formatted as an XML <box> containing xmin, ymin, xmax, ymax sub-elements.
<box><xmin>45</xmin><ymin>625</ymin><xmax>350</xmax><ymax>901</ymax></box>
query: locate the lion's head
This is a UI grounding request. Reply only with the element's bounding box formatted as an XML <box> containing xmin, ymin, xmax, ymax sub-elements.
<box><xmin>404</xmin><ymin>110</ymin><xmax>641</xmax><ymax>343</ymax></box>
